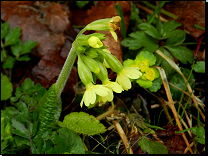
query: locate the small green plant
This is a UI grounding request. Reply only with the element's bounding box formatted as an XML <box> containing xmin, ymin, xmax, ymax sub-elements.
<box><xmin>1</xmin><ymin>21</ymin><xmax>38</xmax><ymax>69</ymax></box>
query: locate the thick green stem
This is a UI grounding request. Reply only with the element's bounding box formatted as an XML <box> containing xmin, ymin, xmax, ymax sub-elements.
<box><xmin>55</xmin><ymin>46</ymin><xmax>77</xmax><ymax>99</ymax></box>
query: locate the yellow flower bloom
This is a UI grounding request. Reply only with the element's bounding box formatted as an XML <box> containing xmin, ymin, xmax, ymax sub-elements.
<box><xmin>88</xmin><ymin>36</ymin><xmax>103</xmax><ymax>48</ymax></box>
<box><xmin>116</xmin><ymin>67</ymin><xmax>142</xmax><ymax>90</ymax></box>
<box><xmin>145</xmin><ymin>68</ymin><xmax>155</xmax><ymax>81</ymax></box>
<box><xmin>98</xmin><ymin>89</ymin><xmax>114</xmax><ymax>104</ymax></box>
<box><xmin>80</xmin><ymin>83</ymin><xmax>111</xmax><ymax>107</ymax></box>
<box><xmin>136</xmin><ymin>59</ymin><xmax>149</xmax><ymax>72</ymax></box>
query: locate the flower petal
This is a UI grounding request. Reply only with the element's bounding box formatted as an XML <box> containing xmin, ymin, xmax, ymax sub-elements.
<box><xmin>116</xmin><ymin>73</ymin><xmax>131</xmax><ymax>90</ymax></box>
<box><xmin>123</xmin><ymin>67</ymin><xmax>142</xmax><ymax>79</ymax></box>
<box><xmin>110</xmin><ymin>30</ymin><xmax>118</xmax><ymax>42</ymax></box>
<box><xmin>93</xmin><ymin>85</ymin><xmax>110</xmax><ymax>97</ymax></box>
<box><xmin>106</xmin><ymin>81</ymin><xmax>123</xmax><ymax>93</ymax></box>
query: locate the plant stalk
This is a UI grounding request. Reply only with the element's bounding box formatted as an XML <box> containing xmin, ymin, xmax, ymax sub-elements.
<box><xmin>55</xmin><ymin>46</ymin><xmax>77</xmax><ymax>99</ymax></box>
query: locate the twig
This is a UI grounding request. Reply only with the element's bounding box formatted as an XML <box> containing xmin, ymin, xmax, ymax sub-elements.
<box><xmin>112</xmin><ymin>119</ymin><xmax>133</xmax><ymax>154</ymax></box>
<box><xmin>156</xmin><ymin>66</ymin><xmax>193</xmax><ymax>154</ymax></box>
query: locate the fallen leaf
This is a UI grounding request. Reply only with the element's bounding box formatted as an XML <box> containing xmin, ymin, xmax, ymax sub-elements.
<box><xmin>163</xmin><ymin>1</ymin><xmax>205</xmax><ymax>39</ymax></box>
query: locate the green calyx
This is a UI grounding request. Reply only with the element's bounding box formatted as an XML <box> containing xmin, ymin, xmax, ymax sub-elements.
<box><xmin>77</xmin><ymin>55</ymin><xmax>93</xmax><ymax>86</ymax></box>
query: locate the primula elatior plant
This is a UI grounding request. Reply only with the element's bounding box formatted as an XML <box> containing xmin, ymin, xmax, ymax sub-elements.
<box><xmin>55</xmin><ymin>16</ymin><xmax>142</xmax><ymax>108</ymax></box>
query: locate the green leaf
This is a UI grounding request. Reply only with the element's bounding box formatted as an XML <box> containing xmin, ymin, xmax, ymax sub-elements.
<box><xmin>136</xmin><ymin>79</ymin><xmax>153</xmax><ymax>88</ymax></box>
<box><xmin>16</xmin><ymin>54</ymin><xmax>30</xmax><ymax>61</ymax></box>
<box><xmin>192</xmin><ymin>126</ymin><xmax>205</xmax><ymax>144</ymax></box>
<box><xmin>57</xmin><ymin>112</ymin><xmax>106</xmax><ymax>135</ymax></box>
<box><xmin>137</xmin><ymin>23</ymin><xmax>161</xmax><ymax>39</ymax></box>
<box><xmin>20</xmin><ymin>40</ymin><xmax>38</xmax><ymax>55</ymax></box>
<box><xmin>75</xmin><ymin>1</ymin><xmax>89</xmax><ymax>8</ymax></box>
<box><xmin>1</xmin><ymin>21</ymin><xmax>9</xmax><ymax>40</ymax></box>
<box><xmin>156</xmin><ymin>18</ymin><xmax>163</xmax><ymax>36</ymax></box>
<box><xmin>14</xmin><ymin>136</ymin><xmax>30</xmax><ymax>146</ymax></box>
<box><xmin>120</xmin><ymin>31</ymin><xmax>159</xmax><ymax>52</ymax></box>
<box><xmin>148</xmin><ymin>77</ymin><xmax>162</xmax><ymax>92</ymax></box>
<box><xmin>1</xmin><ymin>73</ymin><xmax>13</xmax><ymax>101</ymax></box>
<box><xmin>11</xmin><ymin>118</ymin><xmax>30</xmax><ymax>139</ymax></box>
<box><xmin>53</xmin><ymin>128</ymin><xmax>85</xmax><ymax>154</ymax></box>
<box><xmin>2</xmin><ymin>55</ymin><xmax>16</xmax><ymax>69</ymax></box>
<box><xmin>164</xmin><ymin>30</ymin><xmax>186</xmax><ymax>46</ymax></box>
<box><xmin>21</xmin><ymin>78</ymin><xmax>34</xmax><ymax>92</ymax></box>
<box><xmin>165</xmin><ymin>46</ymin><xmax>194</xmax><ymax>64</ymax></box>
<box><xmin>162</xmin><ymin>20</ymin><xmax>182</xmax><ymax>39</ymax></box>
<box><xmin>192</xmin><ymin>61</ymin><xmax>205</xmax><ymax>73</ymax></box>
<box><xmin>11</xmin><ymin>40</ymin><xmax>21</xmax><ymax>57</ymax></box>
<box><xmin>4</xmin><ymin>27</ymin><xmax>21</xmax><ymax>47</ymax></box>
<box><xmin>138</xmin><ymin>135</ymin><xmax>168</xmax><ymax>154</ymax></box>
<box><xmin>135</xmin><ymin>51</ymin><xmax>156</xmax><ymax>66</ymax></box>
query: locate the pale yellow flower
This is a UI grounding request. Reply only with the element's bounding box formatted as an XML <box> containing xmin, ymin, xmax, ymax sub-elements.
<box><xmin>116</xmin><ymin>67</ymin><xmax>142</xmax><ymax>90</ymax></box>
<box><xmin>80</xmin><ymin>83</ymin><xmax>111</xmax><ymax>107</ymax></box>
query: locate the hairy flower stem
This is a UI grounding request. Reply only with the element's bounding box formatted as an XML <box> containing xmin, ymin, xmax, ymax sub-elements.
<box><xmin>55</xmin><ymin>46</ymin><xmax>77</xmax><ymax>99</ymax></box>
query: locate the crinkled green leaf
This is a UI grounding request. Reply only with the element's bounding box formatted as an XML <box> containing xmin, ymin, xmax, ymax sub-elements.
<box><xmin>11</xmin><ymin>118</ymin><xmax>30</xmax><ymax>139</ymax></box>
<box><xmin>155</xmin><ymin>47</ymin><xmax>175</xmax><ymax>78</ymax></box>
<box><xmin>138</xmin><ymin>135</ymin><xmax>168</xmax><ymax>154</ymax></box>
<box><xmin>162</xmin><ymin>20</ymin><xmax>182</xmax><ymax>39</ymax></box>
<box><xmin>135</xmin><ymin>51</ymin><xmax>156</xmax><ymax>66</ymax></box>
<box><xmin>53</xmin><ymin>128</ymin><xmax>85</xmax><ymax>154</ymax></box>
<box><xmin>192</xmin><ymin>61</ymin><xmax>205</xmax><ymax>73</ymax></box>
<box><xmin>170</xmin><ymin>68</ymin><xmax>195</xmax><ymax>99</ymax></box>
<box><xmin>165</xmin><ymin>46</ymin><xmax>194</xmax><ymax>64</ymax></box>
<box><xmin>1</xmin><ymin>73</ymin><xmax>13</xmax><ymax>101</ymax></box>
<box><xmin>120</xmin><ymin>31</ymin><xmax>159</xmax><ymax>52</ymax></box>
<box><xmin>2</xmin><ymin>55</ymin><xmax>16</xmax><ymax>69</ymax></box>
<box><xmin>136</xmin><ymin>79</ymin><xmax>153</xmax><ymax>88</ymax></box>
<box><xmin>149</xmin><ymin>77</ymin><xmax>162</xmax><ymax>92</ymax></box>
<box><xmin>4</xmin><ymin>27</ymin><xmax>21</xmax><ymax>47</ymax></box>
<box><xmin>137</xmin><ymin>23</ymin><xmax>161</xmax><ymax>39</ymax></box>
<box><xmin>164</xmin><ymin>30</ymin><xmax>186</xmax><ymax>46</ymax></box>
<box><xmin>57</xmin><ymin>112</ymin><xmax>106</xmax><ymax>135</ymax></box>
<box><xmin>1</xmin><ymin>21</ymin><xmax>9</xmax><ymax>40</ymax></box>
<box><xmin>192</xmin><ymin>126</ymin><xmax>205</xmax><ymax>144</ymax></box>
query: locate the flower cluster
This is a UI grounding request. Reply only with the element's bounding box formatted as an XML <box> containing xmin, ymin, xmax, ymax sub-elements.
<box><xmin>75</xmin><ymin>16</ymin><xmax>142</xmax><ymax>107</ymax></box>
<box><xmin>123</xmin><ymin>51</ymin><xmax>160</xmax><ymax>88</ymax></box>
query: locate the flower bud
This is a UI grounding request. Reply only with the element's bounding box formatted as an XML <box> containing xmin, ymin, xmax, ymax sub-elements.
<box><xmin>95</xmin><ymin>60</ymin><xmax>108</xmax><ymax>81</ymax></box>
<box><xmin>103</xmin><ymin>51</ymin><xmax>123</xmax><ymax>73</ymax></box>
<box><xmin>81</xmin><ymin>54</ymin><xmax>100</xmax><ymax>74</ymax></box>
<box><xmin>77</xmin><ymin>55</ymin><xmax>93</xmax><ymax>85</ymax></box>
<box><xmin>88</xmin><ymin>36</ymin><xmax>103</xmax><ymax>48</ymax></box>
